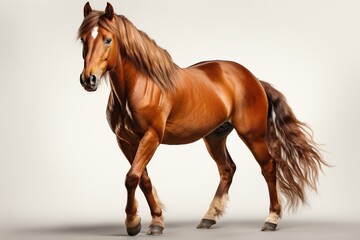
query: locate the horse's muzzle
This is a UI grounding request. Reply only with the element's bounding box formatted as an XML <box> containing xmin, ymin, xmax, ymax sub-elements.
<box><xmin>80</xmin><ymin>74</ymin><xmax>98</xmax><ymax>92</ymax></box>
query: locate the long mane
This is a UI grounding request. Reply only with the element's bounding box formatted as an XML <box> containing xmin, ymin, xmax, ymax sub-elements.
<box><xmin>78</xmin><ymin>11</ymin><xmax>179</xmax><ymax>91</ymax></box>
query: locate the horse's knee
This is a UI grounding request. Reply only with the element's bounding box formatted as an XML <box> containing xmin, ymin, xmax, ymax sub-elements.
<box><xmin>125</xmin><ymin>172</ymin><xmax>141</xmax><ymax>189</ymax></box>
<box><xmin>139</xmin><ymin>174</ymin><xmax>152</xmax><ymax>193</ymax></box>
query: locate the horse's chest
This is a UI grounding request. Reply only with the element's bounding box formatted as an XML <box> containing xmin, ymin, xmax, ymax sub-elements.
<box><xmin>107</xmin><ymin>111</ymin><xmax>139</xmax><ymax>146</ymax></box>
<box><xmin>114</xmin><ymin>116</ymin><xmax>140</xmax><ymax>144</ymax></box>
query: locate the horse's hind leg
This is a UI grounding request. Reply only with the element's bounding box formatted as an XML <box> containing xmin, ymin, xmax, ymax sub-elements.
<box><xmin>237</xmin><ymin>130</ymin><xmax>281</xmax><ymax>231</ymax></box>
<box><xmin>197</xmin><ymin>123</ymin><xmax>236</xmax><ymax>229</ymax></box>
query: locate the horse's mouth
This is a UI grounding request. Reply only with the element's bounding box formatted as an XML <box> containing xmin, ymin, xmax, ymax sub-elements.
<box><xmin>83</xmin><ymin>85</ymin><xmax>98</xmax><ymax>92</ymax></box>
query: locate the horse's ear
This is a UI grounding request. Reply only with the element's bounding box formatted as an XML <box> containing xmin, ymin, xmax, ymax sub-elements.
<box><xmin>84</xmin><ymin>2</ymin><xmax>92</xmax><ymax>17</ymax></box>
<box><xmin>104</xmin><ymin>2</ymin><xmax>114</xmax><ymax>20</ymax></box>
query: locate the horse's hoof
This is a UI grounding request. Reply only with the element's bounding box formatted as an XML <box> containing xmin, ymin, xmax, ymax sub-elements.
<box><xmin>197</xmin><ymin>219</ymin><xmax>216</xmax><ymax>229</ymax></box>
<box><xmin>147</xmin><ymin>225</ymin><xmax>164</xmax><ymax>235</ymax></box>
<box><xmin>126</xmin><ymin>222</ymin><xmax>142</xmax><ymax>236</ymax></box>
<box><xmin>261</xmin><ymin>222</ymin><xmax>277</xmax><ymax>231</ymax></box>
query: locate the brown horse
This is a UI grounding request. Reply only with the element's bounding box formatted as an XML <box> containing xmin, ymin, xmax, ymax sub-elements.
<box><xmin>78</xmin><ymin>2</ymin><xmax>327</xmax><ymax>236</ymax></box>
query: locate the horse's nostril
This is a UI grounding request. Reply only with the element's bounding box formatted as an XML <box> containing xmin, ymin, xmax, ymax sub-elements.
<box><xmin>80</xmin><ymin>74</ymin><xmax>85</xmax><ymax>86</ymax></box>
<box><xmin>89</xmin><ymin>75</ymin><xmax>97</xmax><ymax>86</ymax></box>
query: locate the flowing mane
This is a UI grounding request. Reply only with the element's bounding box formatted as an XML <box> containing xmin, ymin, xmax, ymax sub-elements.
<box><xmin>78</xmin><ymin>11</ymin><xmax>179</xmax><ymax>91</ymax></box>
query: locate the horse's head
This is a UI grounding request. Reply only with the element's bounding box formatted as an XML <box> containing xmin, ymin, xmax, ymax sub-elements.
<box><xmin>79</xmin><ymin>2</ymin><xmax>118</xmax><ymax>92</ymax></box>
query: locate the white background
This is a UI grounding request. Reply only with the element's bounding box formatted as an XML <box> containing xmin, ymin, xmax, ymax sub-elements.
<box><xmin>1</xmin><ymin>0</ymin><xmax>359</xmax><ymax>229</ymax></box>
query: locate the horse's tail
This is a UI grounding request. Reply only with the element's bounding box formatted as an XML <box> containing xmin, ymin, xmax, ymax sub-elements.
<box><xmin>260</xmin><ymin>80</ymin><xmax>328</xmax><ymax>211</ymax></box>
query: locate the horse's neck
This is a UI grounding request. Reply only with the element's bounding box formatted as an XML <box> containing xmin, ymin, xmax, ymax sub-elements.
<box><xmin>108</xmin><ymin>57</ymin><xmax>134</xmax><ymax>104</ymax></box>
<box><xmin>106</xmin><ymin>67</ymin><xmax>129</xmax><ymax>127</ymax></box>
<box><xmin>107</xmin><ymin>58</ymin><xmax>154</xmax><ymax>139</ymax></box>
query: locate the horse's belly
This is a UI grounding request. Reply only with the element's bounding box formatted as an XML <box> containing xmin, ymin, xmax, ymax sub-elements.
<box><xmin>161</xmin><ymin>114</ymin><xmax>227</xmax><ymax>145</ymax></box>
<box><xmin>161</xmin><ymin>129</ymin><xmax>209</xmax><ymax>145</ymax></box>
<box><xmin>161</xmin><ymin>129</ymin><xmax>205</xmax><ymax>145</ymax></box>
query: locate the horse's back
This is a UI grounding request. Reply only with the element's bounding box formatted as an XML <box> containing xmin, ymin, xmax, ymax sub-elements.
<box><xmin>162</xmin><ymin>60</ymin><xmax>268</xmax><ymax>144</ymax></box>
<box><xmin>188</xmin><ymin>60</ymin><xmax>264</xmax><ymax>96</ymax></box>
<box><xmin>188</xmin><ymin>60</ymin><xmax>269</xmax><ymax>138</ymax></box>
<box><xmin>189</xmin><ymin>60</ymin><xmax>267</xmax><ymax>113</ymax></box>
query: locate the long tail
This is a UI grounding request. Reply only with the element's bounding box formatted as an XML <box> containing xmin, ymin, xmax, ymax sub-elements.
<box><xmin>260</xmin><ymin>81</ymin><xmax>328</xmax><ymax>211</ymax></box>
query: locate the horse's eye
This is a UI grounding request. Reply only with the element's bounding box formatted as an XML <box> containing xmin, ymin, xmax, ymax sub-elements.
<box><xmin>105</xmin><ymin>38</ymin><xmax>112</xmax><ymax>45</ymax></box>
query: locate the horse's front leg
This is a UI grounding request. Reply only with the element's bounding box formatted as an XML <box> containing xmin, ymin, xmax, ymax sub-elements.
<box><xmin>139</xmin><ymin>169</ymin><xmax>164</xmax><ymax>235</ymax></box>
<box><xmin>116</xmin><ymin>137</ymin><xmax>164</xmax><ymax>235</ymax></box>
<box><xmin>124</xmin><ymin>128</ymin><xmax>161</xmax><ymax>236</ymax></box>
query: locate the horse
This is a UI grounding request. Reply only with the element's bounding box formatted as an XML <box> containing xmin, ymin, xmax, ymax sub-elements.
<box><xmin>78</xmin><ymin>2</ymin><xmax>327</xmax><ymax>236</ymax></box>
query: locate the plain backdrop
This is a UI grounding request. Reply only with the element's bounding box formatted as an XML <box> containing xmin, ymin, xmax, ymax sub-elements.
<box><xmin>1</xmin><ymin>0</ymin><xmax>360</xmax><ymax>233</ymax></box>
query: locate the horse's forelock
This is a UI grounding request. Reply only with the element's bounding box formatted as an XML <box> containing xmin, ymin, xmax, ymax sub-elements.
<box><xmin>78</xmin><ymin>11</ymin><xmax>118</xmax><ymax>39</ymax></box>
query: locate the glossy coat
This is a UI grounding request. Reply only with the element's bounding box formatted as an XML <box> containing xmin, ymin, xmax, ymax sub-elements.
<box><xmin>78</xmin><ymin>2</ymin><xmax>327</xmax><ymax>236</ymax></box>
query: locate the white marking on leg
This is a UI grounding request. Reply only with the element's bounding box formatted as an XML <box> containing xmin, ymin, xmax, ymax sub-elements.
<box><xmin>203</xmin><ymin>194</ymin><xmax>229</xmax><ymax>220</ymax></box>
<box><xmin>125</xmin><ymin>215</ymin><xmax>141</xmax><ymax>228</ymax></box>
<box><xmin>265</xmin><ymin>212</ymin><xmax>279</xmax><ymax>225</ymax></box>
<box><xmin>91</xmin><ymin>26</ymin><xmax>99</xmax><ymax>39</ymax></box>
<box><xmin>125</xmin><ymin>199</ymin><xmax>141</xmax><ymax>228</ymax></box>
<box><xmin>150</xmin><ymin>187</ymin><xmax>165</xmax><ymax>228</ymax></box>
<box><xmin>152</xmin><ymin>187</ymin><xmax>165</xmax><ymax>211</ymax></box>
